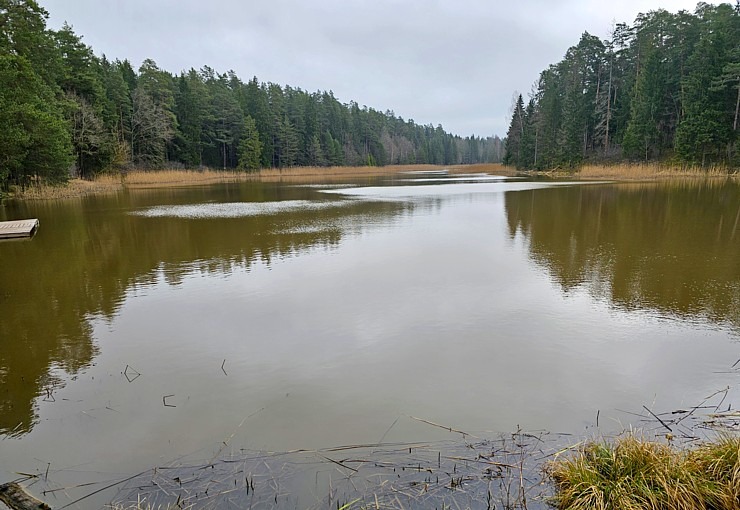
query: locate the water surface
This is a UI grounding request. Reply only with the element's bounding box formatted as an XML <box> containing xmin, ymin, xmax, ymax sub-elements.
<box><xmin>0</xmin><ymin>175</ymin><xmax>738</xmax><ymax>505</ymax></box>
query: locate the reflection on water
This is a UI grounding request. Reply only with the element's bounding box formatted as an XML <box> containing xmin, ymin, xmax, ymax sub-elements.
<box><xmin>0</xmin><ymin>181</ymin><xmax>409</xmax><ymax>436</ymax></box>
<box><xmin>0</xmin><ymin>176</ymin><xmax>739</xmax><ymax>508</ymax></box>
<box><xmin>132</xmin><ymin>199</ymin><xmax>355</xmax><ymax>219</ymax></box>
<box><xmin>505</xmin><ymin>180</ymin><xmax>740</xmax><ymax>329</ymax></box>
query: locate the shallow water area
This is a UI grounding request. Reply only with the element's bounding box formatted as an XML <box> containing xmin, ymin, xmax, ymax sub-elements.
<box><xmin>0</xmin><ymin>172</ymin><xmax>738</xmax><ymax>507</ymax></box>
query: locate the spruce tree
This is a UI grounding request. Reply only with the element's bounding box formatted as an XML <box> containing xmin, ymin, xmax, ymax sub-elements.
<box><xmin>237</xmin><ymin>115</ymin><xmax>262</xmax><ymax>171</ymax></box>
<box><xmin>503</xmin><ymin>94</ymin><xmax>525</xmax><ymax>167</ymax></box>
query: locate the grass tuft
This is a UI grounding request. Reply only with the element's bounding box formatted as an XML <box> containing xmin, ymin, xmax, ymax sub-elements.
<box><xmin>547</xmin><ymin>434</ymin><xmax>740</xmax><ymax>510</ymax></box>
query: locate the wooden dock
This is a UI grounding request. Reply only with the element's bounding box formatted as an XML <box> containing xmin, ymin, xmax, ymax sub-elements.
<box><xmin>0</xmin><ymin>219</ymin><xmax>39</xmax><ymax>239</ymax></box>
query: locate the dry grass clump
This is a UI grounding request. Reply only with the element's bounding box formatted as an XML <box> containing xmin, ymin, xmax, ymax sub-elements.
<box><xmin>548</xmin><ymin>434</ymin><xmax>740</xmax><ymax>510</ymax></box>
<box><xmin>10</xmin><ymin>174</ymin><xmax>123</xmax><ymax>200</ymax></box>
<box><xmin>578</xmin><ymin>163</ymin><xmax>734</xmax><ymax>180</ymax></box>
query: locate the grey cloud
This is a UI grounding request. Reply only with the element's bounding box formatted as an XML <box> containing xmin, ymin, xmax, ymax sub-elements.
<box><xmin>42</xmin><ymin>0</ymin><xmax>706</xmax><ymax>136</ymax></box>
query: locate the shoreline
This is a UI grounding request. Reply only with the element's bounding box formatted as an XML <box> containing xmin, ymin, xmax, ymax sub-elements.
<box><xmin>527</xmin><ymin>163</ymin><xmax>738</xmax><ymax>181</ymax></box>
<box><xmin>3</xmin><ymin>163</ymin><xmax>737</xmax><ymax>201</ymax></box>
<box><xmin>4</xmin><ymin>164</ymin><xmax>512</xmax><ymax>201</ymax></box>
<box><xmin>6</xmin><ymin>405</ymin><xmax>737</xmax><ymax>510</ymax></box>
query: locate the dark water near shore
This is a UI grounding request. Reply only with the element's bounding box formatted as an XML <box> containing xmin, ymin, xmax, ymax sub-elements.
<box><xmin>0</xmin><ymin>174</ymin><xmax>738</xmax><ymax>506</ymax></box>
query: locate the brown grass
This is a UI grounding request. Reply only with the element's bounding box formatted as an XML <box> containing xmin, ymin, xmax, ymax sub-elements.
<box><xmin>577</xmin><ymin>163</ymin><xmax>735</xmax><ymax>180</ymax></box>
<box><xmin>7</xmin><ymin>164</ymin><xmax>514</xmax><ymax>200</ymax></box>
<box><xmin>9</xmin><ymin>162</ymin><xmax>736</xmax><ymax>200</ymax></box>
<box><xmin>548</xmin><ymin>434</ymin><xmax>740</xmax><ymax>510</ymax></box>
<box><xmin>448</xmin><ymin>163</ymin><xmax>514</xmax><ymax>175</ymax></box>
<box><xmin>256</xmin><ymin>164</ymin><xmax>441</xmax><ymax>178</ymax></box>
<box><xmin>123</xmin><ymin>169</ymin><xmax>246</xmax><ymax>186</ymax></box>
<box><xmin>9</xmin><ymin>174</ymin><xmax>123</xmax><ymax>200</ymax></box>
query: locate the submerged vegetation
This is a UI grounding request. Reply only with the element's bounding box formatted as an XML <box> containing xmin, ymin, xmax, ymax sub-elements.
<box><xmin>109</xmin><ymin>432</ymin><xmax>550</xmax><ymax>510</ymax></box>
<box><xmin>548</xmin><ymin>434</ymin><xmax>740</xmax><ymax>510</ymax></box>
<box><xmin>505</xmin><ymin>2</ymin><xmax>740</xmax><ymax>171</ymax></box>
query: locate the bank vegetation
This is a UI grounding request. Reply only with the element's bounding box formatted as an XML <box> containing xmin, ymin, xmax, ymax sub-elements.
<box><xmin>548</xmin><ymin>434</ymin><xmax>740</xmax><ymax>510</ymax></box>
<box><xmin>6</xmin><ymin>164</ymin><xmax>515</xmax><ymax>200</ymax></box>
<box><xmin>504</xmin><ymin>3</ymin><xmax>740</xmax><ymax>172</ymax></box>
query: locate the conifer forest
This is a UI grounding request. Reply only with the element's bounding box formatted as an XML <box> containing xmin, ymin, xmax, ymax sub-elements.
<box><xmin>0</xmin><ymin>0</ymin><xmax>503</xmax><ymax>190</ymax></box>
<box><xmin>504</xmin><ymin>2</ymin><xmax>740</xmax><ymax>170</ymax></box>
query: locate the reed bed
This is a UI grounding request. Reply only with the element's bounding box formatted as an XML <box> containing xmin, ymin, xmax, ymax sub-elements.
<box><xmin>448</xmin><ymin>163</ymin><xmax>514</xmax><ymax>175</ymax></box>
<box><xmin>256</xmin><ymin>164</ymin><xmax>442</xmax><ymax>178</ymax></box>
<box><xmin>6</xmin><ymin>164</ymin><xmax>511</xmax><ymax>200</ymax></box>
<box><xmin>122</xmin><ymin>169</ymin><xmax>247</xmax><ymax>187</ymax></box>
<box><xmin>577</xmin><ymin>163</ymin><xmax>735</xmax><ymax>180</ymax></box>
<box><xmin>6</xmin><ymin>162</ymin><xmax>736</xmax><ymax>200</ymax></box>
<box><xmin>9</xmin><ymin>174</ymin><xmax>123</xmax><ymax>200</ymax></box>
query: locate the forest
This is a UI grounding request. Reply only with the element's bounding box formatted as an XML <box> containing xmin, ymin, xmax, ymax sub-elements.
<box><xmin>0</xmin><ymin>0</ymin><xmax>504</xmax><ymax>190</ymax></box>
<box><xmin>504</xmin><ymin>2</ymin><xmax>740</xmax><ymax>170</ymax></box>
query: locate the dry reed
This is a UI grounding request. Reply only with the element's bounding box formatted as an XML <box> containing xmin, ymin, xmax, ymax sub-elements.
<box><xmin>577</xmin><ymin>162</ymin><xmax>735</xmax><ymax>180</ymax></box>
<box><xmin>6</xmin><ymin>164</ymin><xmax>507</xmax><ymax>200</ymax></box>
<box><xmin>448</xmin><ymin>162</ymin><xmax>514</xmax><ymax>175</ymax></box>
<box><xmin>8</xmin><ymin>162</ymin><xmax>734</xmax><ymax>201</ymax></box>
<box><xmin>9</xmin><ymin>174</ymin><xmax>123</xmax><ymax>200</ymax></box>
<box><xmin>256</xmin><ymin>163</ymin><xmax>441</xmax><ymax>178</ymax></box>
<box><xmin>122</xmin><ymin>169</ymin><xmax>246</xmax><ymax>186</ymax></box>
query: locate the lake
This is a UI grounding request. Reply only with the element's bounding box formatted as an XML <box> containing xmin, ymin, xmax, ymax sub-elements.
<box><xmin>0</xmin><ymin>173</ymin><xmax>738</xmax><ymax>507</ymax></box>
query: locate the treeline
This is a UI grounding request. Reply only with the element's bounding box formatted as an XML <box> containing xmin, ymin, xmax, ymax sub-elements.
<box><xmin>0</xmin><ymin>0</ymin><xmax>503</xmax><ymax>190</ymax></box>
<box><xmin>504</xmin><ymin>2</ymin><xmax>740</xmax><ymax>170</ymax></box>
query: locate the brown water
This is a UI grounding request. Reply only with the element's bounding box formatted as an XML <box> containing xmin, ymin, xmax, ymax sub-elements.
<box><xmin>0</xmin><ymin>175</ymin><xmax>738</xmax><ymax>506</ymax></box>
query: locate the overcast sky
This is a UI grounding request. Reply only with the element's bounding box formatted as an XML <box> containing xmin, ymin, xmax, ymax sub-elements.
<box><xmin>41</xmin><ymin>0</ymin><xmax>707</xmax><ymax>137</ymax></box>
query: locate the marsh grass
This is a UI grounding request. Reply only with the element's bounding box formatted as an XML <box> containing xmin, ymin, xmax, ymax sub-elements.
<box><xmin>122</xmin><ymin>169</ymin><xmax>245</xmax><ymax>186</ymax></box>
<box><xmin>548</xmin><ymin>434</ymin><xmax>740</xmax><ymax>510</ymax></box>
<box><xmin>9</xmin><ymin>162</ymin><xmax>732</xmax><ymax>200</ymax></box>
<box><xmin>448</xmin><ymin>162</ymin><xmax>513</xmax><ymax>175</ymax></box>
<box><xmin>577</xmin><ymin>163</ymin><xmax>735</xmax><ymax>180</ymax></box>
<box><xmin>256</xmin><ymin>163</ymin><xmax>441</xmax><ymax>178</ymax></box>
<box><xmin>7</xmin><ymin>164</ymin><xmax>509</xmax><ymax>200</ymax></box>
<box><xmin>9</xmin><ymin>174</ymin><xmax>123</xmax><ymax>200</ymax></box>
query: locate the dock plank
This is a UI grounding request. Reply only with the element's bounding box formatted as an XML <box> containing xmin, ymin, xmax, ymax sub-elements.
<box><xmin>0</xmin><ymin>219</ymin><xmax>39</xmax><ymax>239</ymax></box>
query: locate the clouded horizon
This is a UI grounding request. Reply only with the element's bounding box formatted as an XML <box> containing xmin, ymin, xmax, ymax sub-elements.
<box><xmin>41</xmin><ymin>0</ymin><xmax>708</xmax><ymax>137</ymax></box>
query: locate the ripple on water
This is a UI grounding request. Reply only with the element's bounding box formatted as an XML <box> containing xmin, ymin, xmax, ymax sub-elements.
<box><xmin>131</xmin><ymin>200</ymin><xmax>355</xmax><ymax>219</ymax></box>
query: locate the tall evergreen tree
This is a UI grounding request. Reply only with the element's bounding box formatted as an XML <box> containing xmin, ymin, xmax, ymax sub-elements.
<box><xmin>503</xmin><ymin>94</ymin><xmax>525</xmax><ymax>167</ymax></box>
<box><xmin>237</xmin><ymin>115</ymin><xmax>262</xmax><ymax>171</ymax></box>
<box><xmin>506</xmin><ymin>3</ymin><xmax>739</xmax><ymax>170</ymax></box>
<box><xmin>0</xmin><ymin>55</ymin><xmax>72</xmax><ymax>185</ymax></box>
